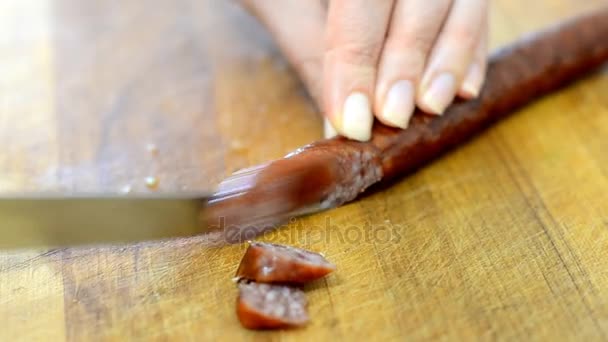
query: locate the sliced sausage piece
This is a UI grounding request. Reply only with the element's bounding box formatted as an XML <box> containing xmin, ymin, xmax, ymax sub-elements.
<box><xmin>235</xmin><ymin>241</ymin><xmax>336</xmax><ymax>284</ymax></box>
<box><xmin>236</xmin><ymin>281</ymin><xmax>309</xmax><ymax>329</ymax></box>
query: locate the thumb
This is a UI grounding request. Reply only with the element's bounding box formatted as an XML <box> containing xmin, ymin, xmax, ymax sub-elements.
<box><xmin>241</xmin><ymin>0</ymin><xmax>326</xmax><ymax>109</ymax></box>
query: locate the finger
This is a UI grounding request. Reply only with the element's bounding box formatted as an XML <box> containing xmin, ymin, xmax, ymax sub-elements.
<box><xmin>324</xmin><ymin>118</ymin><xmax>338</xmax><ymax>139</ymax></box>
<box><xmin>323</xmin><ymin>0</ymin><xmax>395</xmax><ymax>141</ymax></box>
<box><xmin>417</xmin><ymin>0</ymin><xmax>488</xmax><ymax>114</ymax></box>
<box><xmin>374</xmin><ymin>0</ymin><xmax>453</xmax><ymax>128</ymax></box>
<box><xmin>242</xmin><ymin>0</ymin><xmax>326</xmax><ymax>105</ymax></box>
<box><xmin>458</xmin><ymin>10</ymin><xmax>488</xmax><ymax>99</ymax></box>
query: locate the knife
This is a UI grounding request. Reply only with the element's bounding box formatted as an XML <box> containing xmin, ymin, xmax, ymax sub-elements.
<box><xmin>0</xmin><ymin>193</ymin><xmax>212</xmax><ymax>249</ymax></box>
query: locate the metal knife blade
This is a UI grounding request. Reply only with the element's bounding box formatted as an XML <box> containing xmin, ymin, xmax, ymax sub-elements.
<box><xmin>0</xmin><ymin>194</ymin><xmax>211</xmax><ymax>249</ymax></box>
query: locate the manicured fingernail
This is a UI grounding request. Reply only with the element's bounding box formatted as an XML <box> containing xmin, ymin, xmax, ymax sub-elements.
<box><xmin>421</xmin><ymin>73</ymin><xmax>456</xmax><ymax>115</ymax></box>
<box><xmin>341</xmin><ymin>92</ymin><xmax>373</xmax><ymax>141</ymax></box>
<box><xmin>324</xmin><ymin>118</ymin><xmax>338</xmax><ymax>139</ymax></box>
<box><xmin>461</xmin><ymin>63</ymin><xmax>483</xmax><ymax>98</ymax></box>
<box><xmin>382</xmin><ymin>80</ymin><xmax>415</xmax><ymax>129</ymax></box>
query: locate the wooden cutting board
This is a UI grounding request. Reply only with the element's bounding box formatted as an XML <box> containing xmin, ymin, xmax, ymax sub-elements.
<box><xmin>1</xmin><ymin>0</ymin><xmax>607</xmax><ymax>340</ymax></box>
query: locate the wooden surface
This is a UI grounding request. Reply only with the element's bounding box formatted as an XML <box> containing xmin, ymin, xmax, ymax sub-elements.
<box><xmin>1</xmin><ymin>0</ymin><xmax>608</xmax><ymax>340</ymax></box>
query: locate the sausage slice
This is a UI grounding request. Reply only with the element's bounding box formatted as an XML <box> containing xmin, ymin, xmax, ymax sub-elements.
<box><xmin>235</xmin><ymin>241</ymin><xmax>336</xmax><ymax>284</ymax></box>
<box><xmin>236</xmin><ymin>281</ymin><xmax>309</xmax><ymax>329</ymax></box>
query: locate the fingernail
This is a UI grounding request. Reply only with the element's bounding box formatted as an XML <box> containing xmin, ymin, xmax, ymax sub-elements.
<box><xmin>421</xmin><ymin>73</ymin><xmax>456</xmax><ymax>115</ymax></box>
<box><xmin>341</xmin><ymin>92</ymin><xmax>373</xmax><ymax>141</ymax></box>
<box><xmin>461</xmin><ymin>63</ymin><xmax>483</xmax><ymax>98</ymax></box>
<box><xmin>381</xmin><ymin>80</ymin><xmax>415</xmax><ymax>129</ymax></box>
<box><xmin>324</xmin><ymin>118</ymin><xmax>338</xmax><ymax>139</ymax></box>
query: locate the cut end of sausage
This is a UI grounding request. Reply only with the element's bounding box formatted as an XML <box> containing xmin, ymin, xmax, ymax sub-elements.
<box><xmin>237</xmin><ymin>282</ymin><xmax>309</xmax><ymax>329</ymax></box>
<box><xmin>235</xmin><ymin>241</ymin><xmax>336</xmax><ymax>284</ymax></box>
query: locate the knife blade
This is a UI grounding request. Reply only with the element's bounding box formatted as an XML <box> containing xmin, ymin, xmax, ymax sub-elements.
<box><xmin>0</xmin><ymin>194</ymin><xmax>211</xmax><ymax>249</ymax></box>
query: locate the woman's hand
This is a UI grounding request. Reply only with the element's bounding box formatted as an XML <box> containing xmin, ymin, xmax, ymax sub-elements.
<box><xmin>241</xmin><ymin>0</ymin><xmax>489</xmax><ymax>141</ymax></box>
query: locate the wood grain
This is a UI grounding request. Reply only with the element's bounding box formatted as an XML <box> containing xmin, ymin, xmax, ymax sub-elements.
<box><xmin>1</xmin><ymin>0</ymin><xmax>607</xmax><ymax>340</ymax></box>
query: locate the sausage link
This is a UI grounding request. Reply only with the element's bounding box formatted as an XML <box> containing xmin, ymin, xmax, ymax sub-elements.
<box><xmin>207</xmin><ymin>8</ymin><xmax>608</xmax><ymax>243</ymax></box>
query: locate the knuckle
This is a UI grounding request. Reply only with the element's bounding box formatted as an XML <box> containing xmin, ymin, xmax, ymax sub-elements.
<box><xmin>379</xmin><ymin>49</ymin><xmax>426</xmax><ymax>81</ymax></box>
<box><xmin>380</xmin><ymin>34</ymin><xmax>433</xmax><ymax>80</ymax></box>
<box><xmin>326</xmin><ymin>41</ymin><xmax>383</xmax><ymax>66</ymax></box>
<box><xmin>448</xmin><ymin>24</ymin><xmax>480</xmax><ymax>49</ymax></box>
<box><xmin>385</xmin><ymin>29</ymin><xmax>436</xmax><ymax>55</ymax></box>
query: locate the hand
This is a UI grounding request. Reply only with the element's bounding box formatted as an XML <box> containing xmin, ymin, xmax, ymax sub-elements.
<box><xmin>241</xmin><ymin>0</ymin><xmax>489</xmax><ymax>141</ymax></box>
